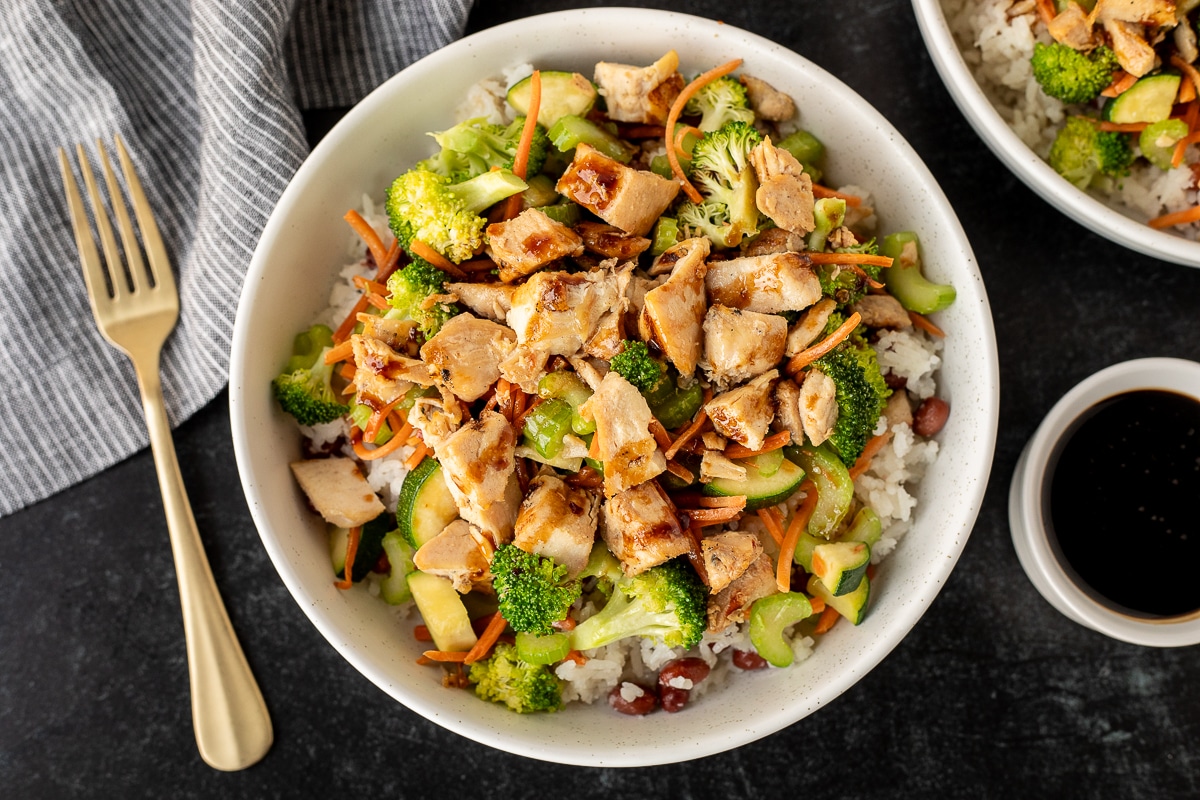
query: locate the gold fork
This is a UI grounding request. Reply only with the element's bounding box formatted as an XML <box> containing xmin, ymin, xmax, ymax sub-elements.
<box><xmin>58</xmin><ymin>136</ymin><xmax>272</xmax><ymax>771</ymax></box>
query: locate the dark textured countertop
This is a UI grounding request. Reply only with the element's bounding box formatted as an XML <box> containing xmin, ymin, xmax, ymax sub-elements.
<box><xmin>5</xmin><ymin>1</ymin><xmax>1200</xmax><ymax>797</ymax></box>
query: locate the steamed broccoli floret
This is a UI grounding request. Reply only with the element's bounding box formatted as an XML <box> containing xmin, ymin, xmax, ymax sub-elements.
<box><xmin>675</xmin><ymin>120</ymin><xmax>763</xmax><ymax>249</ymax></box>
<box><xmin>812</xmin><ymin>315</ymin><xmax>891</xmax><ymax>463</ymax></box>
<box><xmin>385</xmin><ymin>258</ymin><xmax>459</xmax><ymax>338</ymax></box>
<box><xmin>819</xmin><ymin>238</ymin><xmax>882</xmax><ymax>308</ymax></box>
<box><xmin>608</xmin><ymin>340</ymin><xmax>665</xmax><ymax>395</ymax></box>
<box><xmin>1048</xmin><ymin>116</ymin><xmax>1134</xmax><ymax>190</ymax></box>
<box><xmin>469</xmin><ymin>642</ymin><xmax>563</xmax><ymax>713</ymax></box>
<box><xmin>569</xmin><ymin>558</ymin><xmax>707</xmax><ymax>651</ymax></box>
<box><xmin>1031</xmin><ymin>42</ymin><xmax>1119</xmax><ymax>104</ymax></box>
<box><xmin>419</xmin><ymin>116</ymin><xmax>549</xmax><ymax>181</ymax></box>
<box><xmin>684</xmin><ymin>74</ymin><xmax>755</xmax><ymax>132</ymax></box>
<box><xmin>271</xmin><ymin>325</ymin><xmax>348</xmax><ymax>426</ymax></box>
<box><xmin>490</xmin><ymin>544</ymin><xmax>582</xmax><ymax>636</ymax></box>
<box><xmin>385</xmin><ymin>168</ymin><xmax>527</xmax><ymax>263</ymax></box>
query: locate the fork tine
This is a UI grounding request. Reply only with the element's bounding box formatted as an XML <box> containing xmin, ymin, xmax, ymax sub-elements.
<box><xmin>57</xmin><ymin>148</ymin><xmax>113</xmax><ymax>312</ymax></box>
<box><xmin>74</xmin><ymin>143</ymin><xmax>129</xmax><ymax>301</ymax></box>
<box><xmin>96</xmin><ymin>139</ymin><xmax>149</xmax><ymax>294</ymax></box>
<box><xmin>114</xmin><ymin>134</ymin><xmax>174</xmax><ymax>294</ymax></box>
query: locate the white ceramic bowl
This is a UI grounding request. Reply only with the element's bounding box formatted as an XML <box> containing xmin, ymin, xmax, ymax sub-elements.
<box><xmin>230</xmin><ymin>7</ymin><xmax>998</xmax><ymax>766</ymax></box>
<box><xmin>911</xmin><ymin>0</ymin><xmax>1200</xmax><ymax>268</ymax></box>
<box><xmin>1009</xmin><ymin>358</ymin><xmax>1200</xmax><ymax>647</ymax></box>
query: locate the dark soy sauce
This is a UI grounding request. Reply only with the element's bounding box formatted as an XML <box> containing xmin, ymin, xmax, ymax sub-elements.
<box><xmin>1045</xmin><ymin>390</ymin><xmax>1200</xmax><ymax>618</ymax></box>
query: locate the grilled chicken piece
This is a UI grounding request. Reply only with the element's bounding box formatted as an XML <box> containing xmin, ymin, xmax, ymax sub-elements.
<box><xmin>512</xmin><ymin>471</ymin><xmax>599</xmax><ymax>578</ymax></box>
<box><xmin>487</xmin><ymin>208</ymin><xmax>585</xmax><ymax>283</ymax></box>
<box><xmin>1047</xmin><ymin>2</ymin><xmax>1097</xmax><ymax>49</ymax></box>
<box><xmin>739</xmin><ymin>74</ymin><xmax>796</xmax><ymax>121</ymax></box>
<box><xmin>357</xmin><ymin>314</ymin><xmax>417</xmax><ymax>352</ymax></box>
<box><xmin>827</xmin><ymin>226</ymin><xmax>859</xmax><ymax>250</ymax></box>
<box><xmin>601</xmin><ymin>481</ymin><xmax>690</xmax><ymax>576</ymax></box>
<box><xmin>409</xmin><ymin>392</ymin><xmax>464</xmax><ymax>452</ymax></box>
<box><xmin>707</xmin><ymin>552</ymin><xmax>776</xmax><ymax>632</ymax></box>
<box><xmin>350</xmin><ymin>334</ymin><xmax>431</xmax><ymax>405</ymax></box>
<box><xmin>701</xmin><ymin>431</ymin><xmax>727</xmax><ymax>450</ymax></box>
<box><xmin>705</xmin><ymin>252</ymin><xmax>822</xmax><ymax>314</ymax></box>
<box><xmin>556</xmin><ymin>144</ymin><xmax>680</xmax><ymax>236</ymax></box>
<box><xmin>702</xmin><ymin>304</ymin><xmax>787</xmax><ymax>388</ymax></box>
<box><xmin>883</xmin><ymin>389</ymin><xmax>913</xmax><ymax>429</ymax></box>
<box><xmin>433</xmin><ymin>409</ymin><xmax>522</xmax><ymax>546</ymax></box>
<box><xmin>1176</xmin><ymin>18</ymin><xmax>1199</xmax><ymax>64</ymax></box>
<box><xmin>575</xmin><ymin>221</ymin><xmax>652</xmax><ymax>260</ymax></box>
<box><xmin>626</xmin><ymin>274</ymin><xmax>666</xmax><ymax>335</ymax></box>
<box><xmin>704</xmin><ymin>369</ymin><xmax>779</xmax><ymax>451</ymax></box>
<box><xmin>447</xmin><ymin>281</ymin><xmax>516</xmax><ymax>322</ymax></box>
<box><xmin>413</xmin><ymin>519</ymin><xmax>494</xmax><ymax>593</ymax></box>
<box><xmin>699</xmin><ymin>450</ymin><xmax>747</xmax><ymax>483</ymax></box>
<box><xmin>420</xmin><ymin>313</ymin><xmax>517</xmax><ymax>402</ymax></box>
<box><xmin>785</xmin><ymin>297</ymin><xmax>837</xmax><ymax>357</ymax></box>
<box><xmin>593</xmin><ymin>49</ymin><xmax>685</xmax><ymax>124</ymax></box>
<box><xmin>798</xmin><ymin>368</ymin><xmax>839</xmax><ymax>447</ymax></box>
<box><xmin>1103</xmin><ymin>18</ymin><xmax>1157</xmax><ymax>76</ymax></box>
<box><xmin>1089</xmin><ymin>0</ymin><xmax>1176</xmax><ymax>27</ymax></box>
<box><xmin>851</xmin><ymin>294</ymin><xmax>912</xmax><ymax>331</ymax></box>
<box><xmin>772</xmin><ymin>378</ymin><xmax>805</xmax><ymax>448</ymax></box>
<box><xmin>741</xmin><ymin>226</ymin><xmax>807</xmax><ymax>257</ymax></box>
<box><xmin>749</xmin><ymin>137</ymin><xmax>815</xmax><ymax>234</ymax></box>
<box><xmin>639</xmin><ymin>237</ymin><xmax>710</xmax><ymax>378</ymax></box>
<box><xmin>701</xmin><ymin>531</ymin><xmax>764</xmax><ymax>594</ymax></box>
<box><xmin>577</xmin><ymin>371</ymin><xmax>667</xmax><ymax>496</ymax></box>
<box><xmin>289</xmin><ymin>457</ymin><xmax>385</xmax><ymax>528</ymax></box>
<box><xmin>500</xmin><ymin>263</ymin><xmax>632</xmax><ymax>391</ymax></box>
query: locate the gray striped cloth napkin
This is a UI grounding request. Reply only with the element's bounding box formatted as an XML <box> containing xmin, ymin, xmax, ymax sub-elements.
<box><xmin>0</xmin><ymin>0</ymin><xmax>471</xmax><ymax>517</ymax></box>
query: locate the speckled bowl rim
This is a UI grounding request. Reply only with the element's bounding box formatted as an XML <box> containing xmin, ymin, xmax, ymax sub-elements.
<box><xmin>230</xmin><ymin>7</ymin><xmax>999</xmax><ymax>766</ymax></box>
<box><xmin>1009</xmin><ymin>357</ymin><xmax>1200</xmax><ymax>646</ymax></box>
<box><xmin>911</xmin><ymin>0</ymin><xmax>1200</xmax><ymax>268</ymax></box>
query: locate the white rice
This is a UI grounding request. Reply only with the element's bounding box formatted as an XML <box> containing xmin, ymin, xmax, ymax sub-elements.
<box><xmin>943</xmin><ymin>0</ymin><xmax>1200</xmax><ymax>234</ymax></box>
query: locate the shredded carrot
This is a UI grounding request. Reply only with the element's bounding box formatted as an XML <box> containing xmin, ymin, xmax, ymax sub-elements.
<box><xmin>511</xmin><ymin>388</ymin><xmax>528</xmax><ymax>427</ymax></box>
<box><xmin>848</xmin><ymin>431</ymin><xmax>894</xmax><ymax>480</ymax></box>
<box><xmin>724</xmin><ymin>430</ymin><xmax>791</xmax><ymax>459</ymax></box>
<box><xmin>587</xmin><ymin>428</ymin><xmax>602</xmax><ymax>460</ymax></box>
<box><xmin>665</xmin><ymin>459</ymin><xmax>694</xmax><ymax>482</ymax></box>
<box><xmin>673</xmin><ymin>124</ymin><xmax>703</xmax><ymax>159</ymax></box>
<box><xmin>380</xmin><ymin>238</ymin><xmax>403</xmax><ymax>275</ymax></box>
<box><xmin>808</xmin><ymin>596</ymin><xmax>826</xmax><ymax>615</ymax></box>
<box><xmin>1094</xmin><ymin>120</ymin><xmax>1150</xmax><ymax>133</ymax></box>
<box><xmin>685</xmin><ymin>506</ymin><xmax>743</xmax><ymax>525</ymax></box>
<box><xmin>1182</xmin><ymin>78</ymin><xmax>1198</xmax><ymax>105</ymax></box>
<box><xmin>512</xmin><ymin>396</ymin><xmax>543</xmax><ymax>431</ymax></box>
<box><xmin>1149</xmin><ymin>201</ymin><xmax>1200</xmax><ymax>229</ymax></box>
<box><xmin>785</xmin><ymin>311</ymin><xmax>862</xmax><ymax>374</ymax></box>
<box><xmin>813</xmin><ymin>605</ymin><xmax>841</xmax><ymax>635</ymax></box>
<box><xmin>698</xmin><ymin>495</ymin><xmax>747</xmax><ymax>509</ymax></box>
<box><xmin>403</xmin><ymin>441</ymin><xmax>429</xmax><ymax>470</ymax></box>
<box><xmin>649</xmin><ymin>418</ymin><xmax>673</xmax><ymax>451</ymax></box>
<box><xmin>413</xmin><ymin>625</ymin><xmax>433</xmax><ymax>642</ymax></box>
<box><xmin>334</xmin><ymin>525</ymin><xmax>361</xmax><ymax>590</ymax></box>
<box><xmin>665</xmin><ymin>59</ymin><xmax>743</xmax><ymax>203</ymax></box>
<box><xmin>564</xmin><ymin>650</ymin><xmax>588</xmax><ymax>666</ymax></box>
<box><xmin>908</xmin><ymin>310</ymin><xmax>946</xmax><ymax>338</ymax></box>
<box><xmin>352</xmin><ymin>420</ymin><xmax>413</xmax><ymax>461</ymax></box>
<box><xmin>458</xmin><ymin>257</ymin><xmax>497</xmax><ymax>272</ymax></box>
<box><xmin>552</xmin><ymin>616</ymin><xmax>577</xmax><ymax>632</ymax></box>
<box><xmin>422</xmin><ymin>650</ymin><xmax>469</xmax><ymax>662</ymax></box>
<box><xmin>664</xmin><ymin>409</ymin><xmax>709</xmax><ymax>461</ymax></box>
<box><xmin>804</xmin><ymin>252</ymin><xmax>893</xmax><ymax>268</ymax></box>
<box><xmin>1173</xmin><ymin>55</ymin><xmax>1200</xmax><ymax>111</ymax></box>
<box><xmin>811</xmin><ymin>184</ymin><xmax>862</xmax><ymax>207</ymax></box>
<box><xmin>344</xmin><ymin>209</ymin><xmax>389</xmax><ymax>270</ymax></box>
<box><xmin>1033</xmin><ymin>0</ymin><xmax>1055</xmax><ymax>25</ymax></box>
<box><xmin>352</xmin><ymin>275</ymin><xmax>389</xmax><ymax>296</ymax></box>
<box><xmin>1100</xmin><ymin>71</ymin><xmax>1136</xmax><ymax>98</ymax></box>
<box><xmin>512</xmin><ymin>71</ymin><xmax>541</xmax><ymax>178</ymax></box>
<box><xmin>339</xmin><ymin>363</ymin><xmax>356</xmax><ymax>382</ymax></box>
<box><xmin>777</xmin><ymin>481</ymin><xmax>817</xmax><ymax>593</ymax></box>
<box><xmin>757</xmin><ymin>507</ymin><xmax>786</xmax><ymax>548</ymax></box>
<box><xmin>464</xmin><ymin>612</ymin><xmax>509</xmax><ymax>664</ymax></box>
<box><xmin>410</xmin><ymin>239</ymin><xmax>468</xmax><ymax>280</ymax></box>
<box><xmin>364</xmin><ymin>396</ymin><xmax>403</xmax><ymax>442</ymax></box>
<box><xmin>365</xmin><ymin>291</ymin><xmax>390</xmax><ymax>311</ymax></box>
<box><xmin>333</xmin><ymin>296</ymin><xmax>369</xmax><ymax>344</ymax></box>
<box><xmin>322</xmin><ymin>339</ymin><xmax>354</xmax><ymax>365</ymax></box>
<box><xmin>1171</xmin><ymin>129</ymin><xmax>1200</xmax><ymax>169</ymax></box>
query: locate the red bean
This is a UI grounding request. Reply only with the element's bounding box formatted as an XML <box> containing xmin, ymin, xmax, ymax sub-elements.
<box><xmin>608</xmin><ymin>683</ymin><xmax>658</xmax><ymax>716</ymax></box>
<box><xmin>657</xmin><ymin>657</ymin><xmax>711</xmax><ymax>689</ymax></box>
<box><xmin>732</xmin><ymin>649</ymin><xmax>769</xmax><ymax>671</ymax></box>
<box><xmin>659</xmin><ymin>686</ymin><xmax>690</xmax><ymax>713</ymax></box>
<box><xmin>913</xmin><ymin>396</ymin><xmax>950</xmax><ymax>437</ymax></box>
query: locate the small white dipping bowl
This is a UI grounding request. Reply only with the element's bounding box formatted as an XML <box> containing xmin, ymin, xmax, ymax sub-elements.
<box><xmin>911</xmin><ymin>0</ymin><xmax>1200</xmax><ymax>268</ymax></box>
<box><xmin>1009</xmin><ymin>358</ymin><xmax>1200</xmax><ymax>647</ymax></box>
<box><xmin>230</xmin><ymin>7</ymin><xmax>999</xmax><ymax>765</ymax></box>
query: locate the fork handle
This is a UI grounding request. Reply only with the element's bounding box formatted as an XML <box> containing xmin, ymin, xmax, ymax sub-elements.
<box><xmin>136</xmin><ymin>361</ymin><xmax>273</xmax><ymax>771</ymax></box>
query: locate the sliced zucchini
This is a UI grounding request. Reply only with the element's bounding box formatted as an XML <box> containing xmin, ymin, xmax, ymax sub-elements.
<box><xmin>396</xmin><ymin>458</ymin><xmax>459</xmax><ymax>549</ymax></box>
<box><xmin>330</xmin><ymin>513</ymin><xmax>391</xmax><ymax>582</ymax></box>
<box><xmin>812</xmin><ymin>541</ymin><xmax>871</xmax><ymax>596</ymax></box>
<box><xmin>1106</xmin><ymin>74</ymin><xmax>1181</xmax><ymax>125</ymax></box>
<box><xmin>790</xmin><ymin>444</ymin><xmax>854</xmax><ymax>538</ymax></box>
<box><xmin>1139</xmin><ymin>119</ymin><xmax>1189</xmax><ymax>171</ymax></box>
<box><xmin>791</xmin><ymin>530</ymin><xmax>824</xmax><ymax>572</ymax></box>
<box><xmin>507</xmin><ymin>71</ymin><xmax>597</xmax><ymax>128</ymax></box>
<box><xmin>743</xmin><ymin>449</ymin><xmax>785</xmax><ymax>478</ymax></box>
<box><xmin>330</xmin><ymin>526</ymin><xmax>350</xmax><ymax>575</ymax></box>
<box><xmin>807</xmin><ymin>573</ymin><xmax>870</xmax><ymax>626</ymax></box>
<box><xmin>408</xmin><ymin>571</ymin><xmax>478</xmax><ymax>652</ymax></box>
<box><xmin>703</xmin><ymin>457</ymin><xmax>806</xmax><ymax>511</ymax></box>
<box><xmin>379</xmin><ymin>530</ymin><xmax>416</xmax><ymax>605</ymax></box>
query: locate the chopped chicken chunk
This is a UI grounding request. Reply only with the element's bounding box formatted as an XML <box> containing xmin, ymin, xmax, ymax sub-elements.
<box><xmin>1089</xmin><ymin>0</ymin><xmax>1176</xmax><ymax>28</ymax></box>
<box><xmin>433</xmin><ymin>410</ymin><xmax>522</xmax><ymax>546</ymax></box>
<box><xmin>748</xmin><ymin>137</ymin><xmax>815</xmax><ymax>234</ymax></box>
<box><xmin>601</xmin><ymin>481</ymin><xmax>690</xmax><ymax>576</ymax></box>
<box><xmin>798</xmin><ymin>368</ymin><xmax>839</xmax><ymax>447</ymax></box>
<box><xmin>289</xmin><ymin>457</ymin><xmax>384</xmax><ymax>528</ymax></box>
<box><xmin>701</xmin><ymin>431</ymin><xmax>727</xmax><ymax>450</ymax></box>
<box><xmin>704</xmin><ymin>369</ymin><xmax>779</xmax><ymax>451</ymax></box>
<box><xmin>851</xmin><ymin>294</ymin><xmax>912</xmax><ymax>331</ymax></box>
<box><xmin>707</xmin><ymin>552</ymin><xmax>776</xmax><ymax>632</ymax></box>
<box><xmin>699</xmin><ymin>450</ymin><xmax>748</xmax><ymax>483</ymax></box>
<box><xmin>413</xmin><ymin>519</ymin><xmax>494</xmax><ymax>593</ymax></box>
<box><xmin>785</xmin><ymin>297</ymin><xmax>837</xmax><ymax>357</ymax></box>
<box><xmin>772</xmin><ymin>378</ymin><xmax>805</xmax><ymax>447</ymax></box>
<box><xmin>575</xmin><ymin>221</ymin><xmax>651</xmax><ymax>260</ymax></box>
<box><xmin>350</xmin><ymin>334</ymin><xmax>430</xmax><ymax>404</ymax></box>
<box><xmin>741</xmin><ymin>226</ymin><xmax>807</xmax><ymax>257</ymax></box>
<box><xmin>739</xmin><ymin>74</ymin><xmax>796</xmax><ymax>121</ymax></box>
<box><xmin>702</xmin><ymin>304</ymin><xmax>787</xmax><ymax>388</ymax></box>
<box><xmin>705</xmin><ymin>252</ymin><xmax>822</xmax><ymax>314</ymax></box>
<box><xmin>593</xmin><ymin>50</ymin><xmax>684</xmax><ymax>124</ymax></box>
<box><xmin>487</xmin><ymin>208</ymin><xmax>585</xmax><ymax>283</ymax></box>
<box><xmin>357</xmin><ymin>314</ymin><xmax>417</xmax><ymax>352</ymax></box>
<box><xmin>556</xmin><ymin>143</ymin><xmax>680</xmax><ymax>236</ymax></box>
<box><xmin>827</xmin><ymin>226</ymin><xmax>859</xmax><ymax>251</ymax></box>
<box><xmin>512</xmin><ymin>471</ymin><xmax>599</xmax><ymax>578</ymax></box>
<box><xmin>701</xmin><ymin>532</ymin><xmax>764</xmax><ymax>593</ymax></box>
<box><xmin>1047</xmin><ymin>2</ymin><xmax>1096</xmax><ymax>49</ymax></box>
<box><xmin>447</xmin><ymin>281</ymin><xmax>516</xmax><ymax>322</ymax></box>
<box><xmin>626</xmin><ymin>273</ymin><xmax>666</xmax><ymax>335</ymax></box>
<box><xmin>1103</xmin><ymin>18</ymin><xmax>1157</xmax><ymax>76</ymax></box>
<box><xmin>577</xmin><ymin>372</ymin><xmax>667</xmax><ymax>496</ymax></box>
<box><xmin>883</xmin><ymin>389</ymin><xmax>913</xmax><ymax>429</ymax></box>
<box><xmin>639</xmin><ymin>237</ymin><xmax>710</xmax><ymax>378</ymax></box>
<box><xmin>408</xmin><ymin>392</ymin><xmax>463</xmax><ymax>452</ymax></box>
<box><xmin>420</xmin><ymin>313</ymin><xmax>516</xmax><ymax>401</ymax></box>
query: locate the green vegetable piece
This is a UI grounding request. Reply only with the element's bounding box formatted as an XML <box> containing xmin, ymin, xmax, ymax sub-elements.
<box><xmin>1047</xmin><ymin>116</ymin><xmax>1134</xmax><ymax>190</ymax></box>
<box><xmin>507</xmin><ymin>71</ymin><xmax>597</xmax><ymax>128</ymax></box>
<box><xmin>421</xmin><ymin>117</ymin><xmax>549</xmax><ymax>181</ymax></box>
<box><xmin>538</xmin><ymin>202</ymin><xmax>582</xmax><ymax>226</ymax></box>
<box><xmin>514</xmin><ymin>631</ymin><xmax>571</xmax><ymax>665</ymax></box>
<box><xmin>348</xmin><ymin>401</ymin><xmax>392</xmax><ymax>445</ymax></box>
<box><xmin>547</xmin><ymin>115</ymin><xmax>635</xmax><ymax>163</ymax></box>
<box><xmin>331</xmin><ymin>512</ymin><xmax>391</xmax><ymax>583</ymax></box>
<box><xmin>742</xmin><ymin>449</ymin><xmax>785</xmax><ymax>478</ymax></box>
<box><xmin>385</xmin><ymin>258</ymin><xmax>460</xmax><ymax>339</ymax></box>
<box><xmin>469</xmin><ymin>642</ymin><xmax>562</xmax><ymax>713</ymax></box>
<box><xmin>809</xmin><ymin>319</ymin><xmax>891</xmax><ymax>463</ymax></box>
<box><xmin>812</xmin><ymin>540</ymin><xmax>871</xmax><ymax>596</ymax></box>
<box><xmin>843</xmin><ymin>507</ymin><xmax>883</xmax><ymax>547</ymax></box>
<box><xmin>703</xmin><ymin>457</ymin><xmax>806</xmax><ymax>511</ymax></box>
<box><xmin>272</xmin><ymin>343</ymin><xmax>349</xmax><ymax>426</ymax></box>
<box><xmin>1139</xmin><ymin>118</ymin><xmax>1189</xmax><ymax>170</ymax></box>
<box><xmin>675</xmin><ymin>120</ymin><xmax>763</xmax><ymax>248</ymax></box>
<box><xmin>522</xmin><ymin>398</ymin><xmax>574</xmax><ymax>460</ymax></box>
<box><xmin>807</xmin><ymin>573</ymin><xmax>870</xmax><ymax>626</ymax></box>
<box><xmin>748</xmin><ymin>592</ymin><xmax>814</xmax><ymax>667</ymax></box>
<box><xmin>651</xmin><ymin>216</ymin><xmax>680</xmax><ymax>256</ymax></box>
<box><xmin>491</xmin><ymin>544</ymin><xmax>582</xmax><ymax>636</ymax></box>
<box><xmin>1105</xmin><ymin>73</ymin><xmax>1180</xmax><ymax>124</ymax></box>
<box><xmin>776</xmin><ymin>129</ymin><xmax>824</xmax><ymax>170</ymax></box>
<box><xmin>396</xmin><ymin>457</ymin><xmax>459</xmax><ymax>549</ymax></box>
<box><xmin>791</xmin><ymin>444</ymin><xmax>855</xmax><ymax>538</ymax></box>
<box><xmin>649</xmin><ymin>381</ymin><xmax>704</xmax><ymax>430</ymax></box>
<box><xmin>569</xmin><ymin>558</ymin><xmax>707</xmax><ymax>651</ymax></box>
<box><xmin>538</xmin><ymin>371</ymin><xmax>595</xmax><ymax>435</ymax></box>
<box><xmin>808</xmin><ymin>197</ymin><xmax>845</xmax><ymax>252</ymax></box>
<box><xmin>684</xmin><ymin>74</ymin><xmax>755</xmax><ymax>132</ymax></box>
<box><xmin>880</xmin><ymin>232</ymin><xmax>956</xmax><ymax>315</ymax></box>
<box><xmin>284</xmin><ymin>324</ymin><xmax>335</xmax><ymax>373</ymax></box>
<box><xmin>1030</xmin><ymin>42</ymin><xmax>1119</xmax><ymax>104</ymax></box>
<box><xmin>609</xmin><ymin>340</ymin><xmax>665</xmax><ymax>395</ymax></box>
<box><xmin>522</xmin><ymin>173</ymin><xmax>561</xmax><ymax>207</ymax></box>
<box><xmin>379</xmin><ymin>530</ymin><xmax>416</xmax><ymax>605</ymax></box>
<box><xmin>410</xmin><ymin>571</ymin><xmax>478</xmax><ymax>652</ymax></box>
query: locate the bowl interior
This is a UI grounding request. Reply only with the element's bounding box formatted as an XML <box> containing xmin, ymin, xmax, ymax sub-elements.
<box><xmin>911</xmin><ymin>0</ymin><xmax>1200</xmax><ymax>268</ymax></box>
<box><xmin>229</xmin><ymin>7</ymin><xmax>998</xmax><ymax>766</ymax></box>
